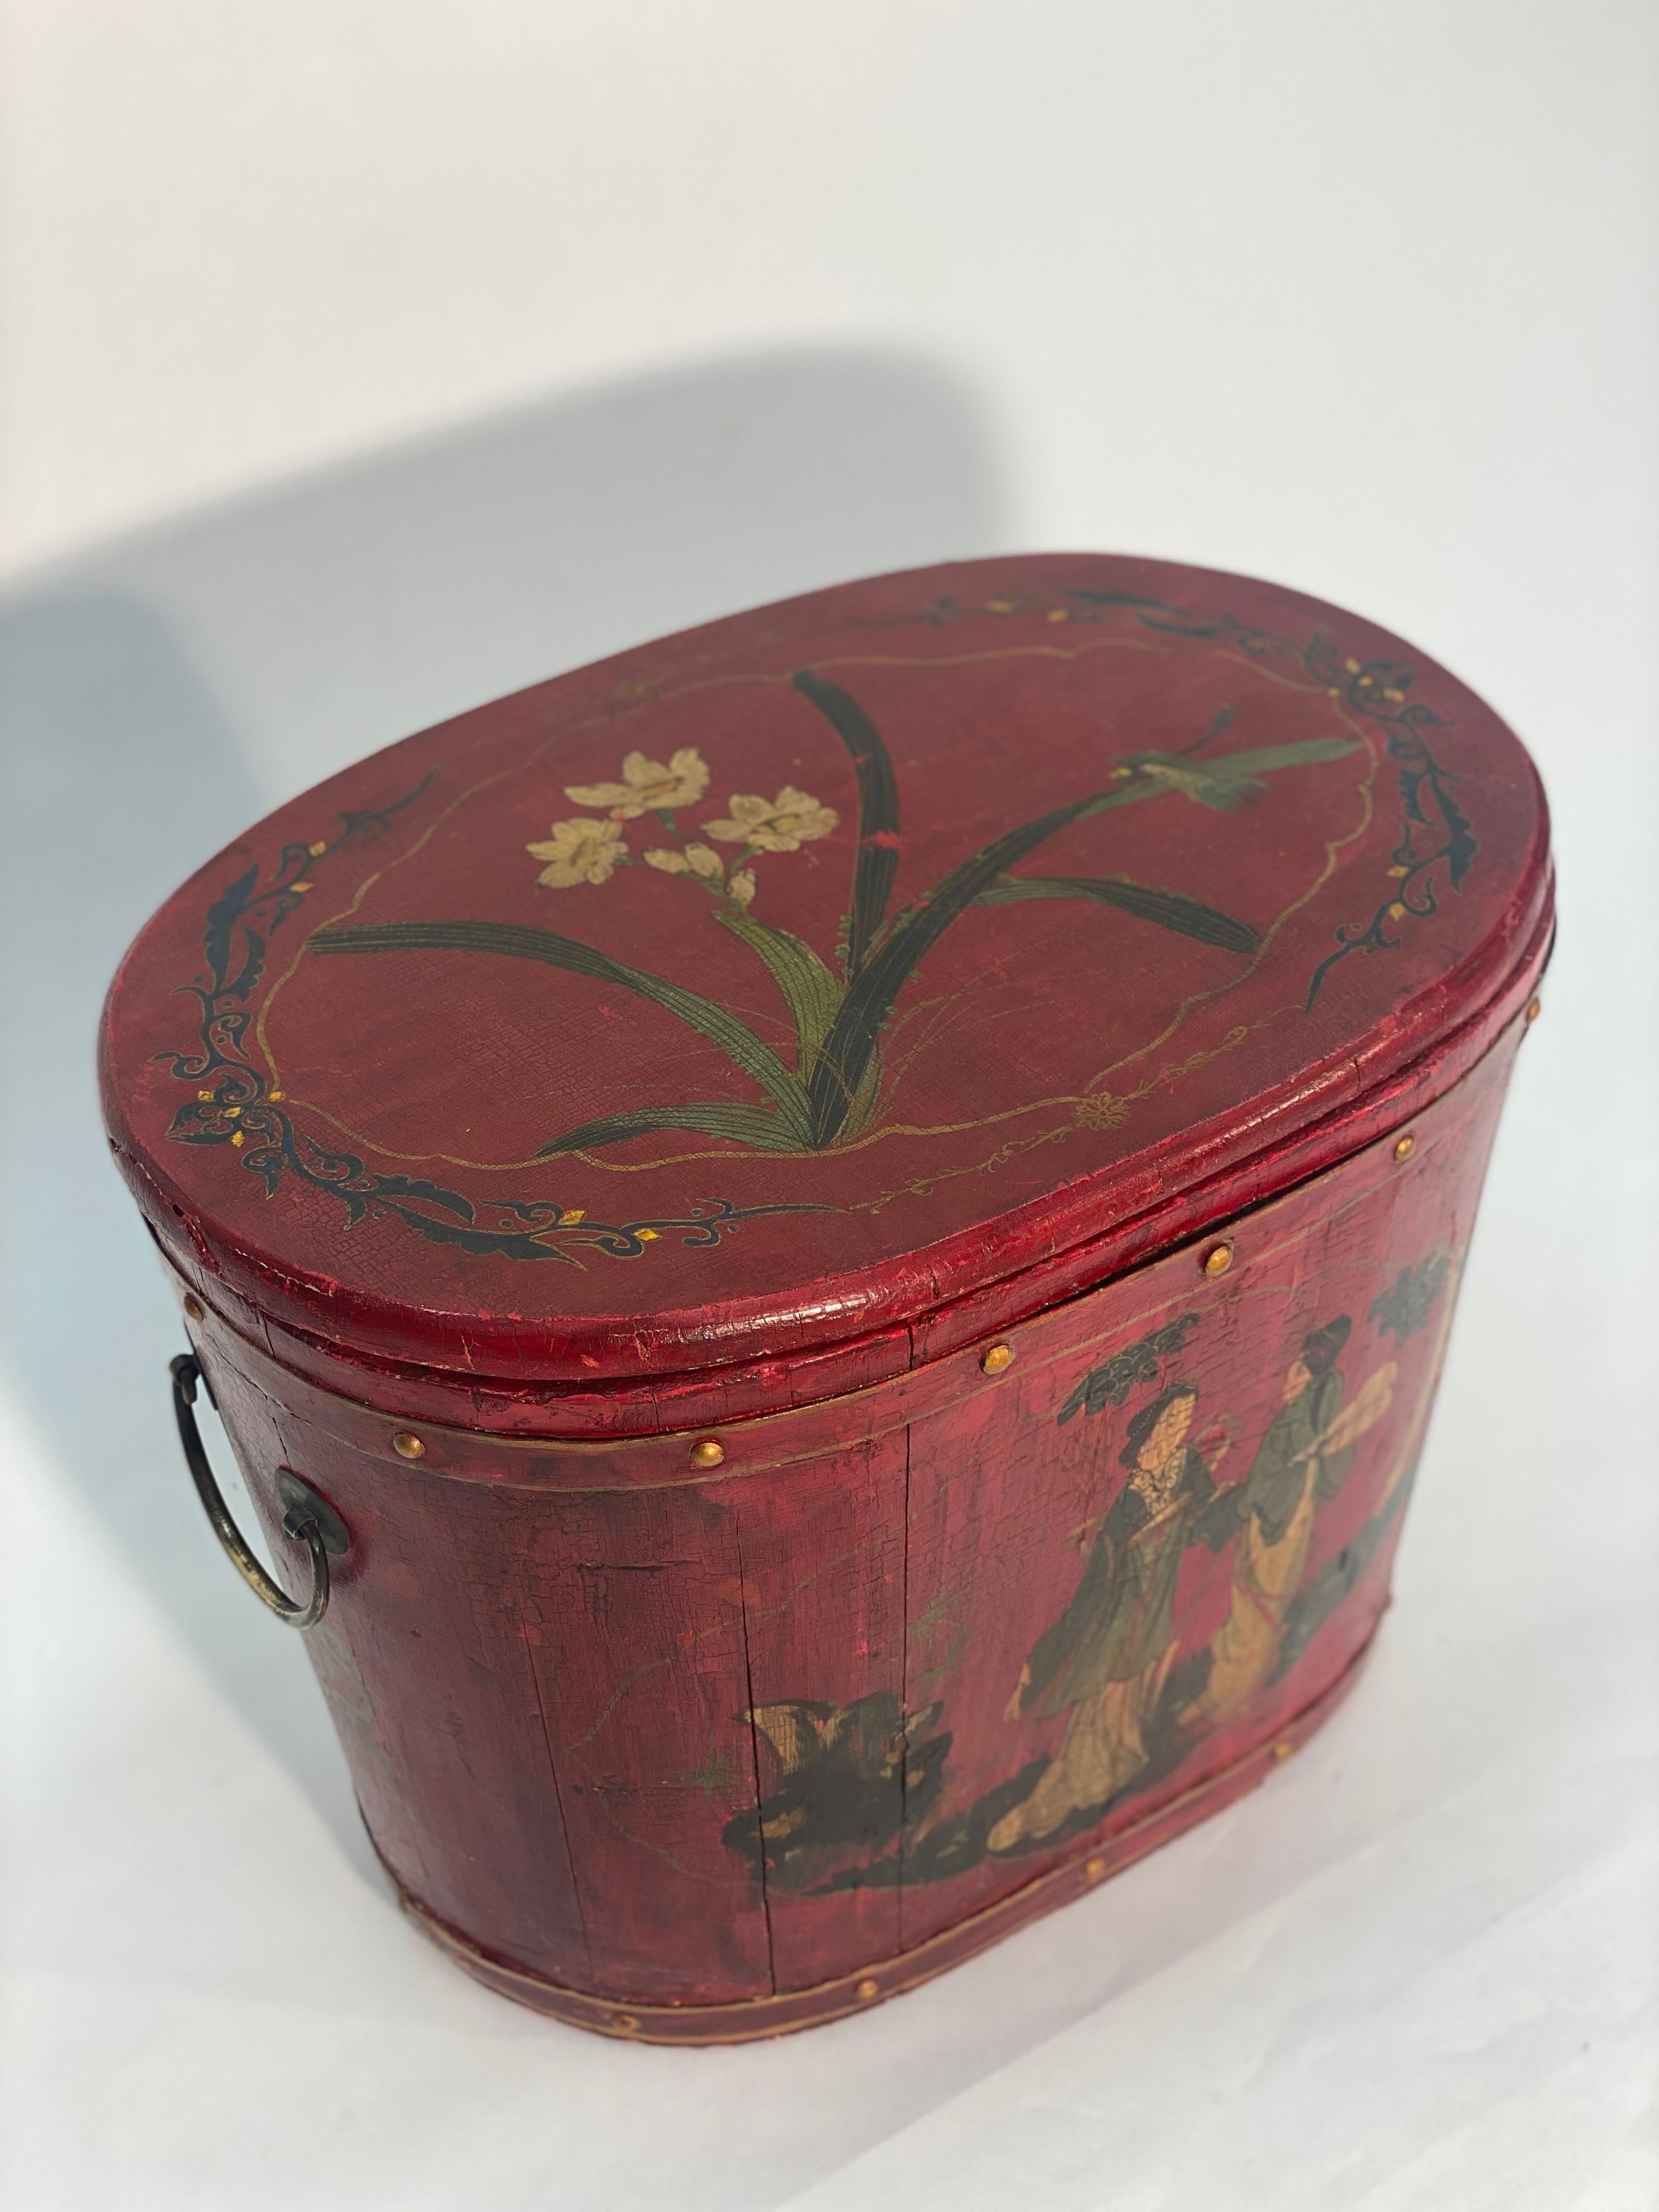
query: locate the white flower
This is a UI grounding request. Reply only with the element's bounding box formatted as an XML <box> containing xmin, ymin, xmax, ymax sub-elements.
<box><xmin>564</xmin><ymin>747</ymin><xmax>709</xmax><ymax>817</ymax></box>
<box><xmin>727</xmin><ymin>868</ymin><xmax>758</xmax><ymax>908</ymax></box>
<box><xmin>702</xmin><ymin>786</ymin><xmax>839</xmax><ymax>851</ymax></box>
<box><xmin>644</xmin><ymin>842</ymin><xmax>724</xmax><ymax>884</ymax></box>
<box><xmin>526</xmin><ymin>816</ymin><xmax>627</xmax><ymax>888</ymax></box>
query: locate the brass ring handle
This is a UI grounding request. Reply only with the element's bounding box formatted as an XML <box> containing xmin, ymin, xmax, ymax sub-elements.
<box><xmin>170</xmin><ymin>1353</ymin><xmax>348</xmax><ymax>1629</ymax></box>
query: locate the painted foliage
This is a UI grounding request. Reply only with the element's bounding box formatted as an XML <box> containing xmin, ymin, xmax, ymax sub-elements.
<box><xmin>155</xmin><ymin>769</ymin><xmax>811</xmax><ymax>1266</ymax></box>
<box><xmin>144</xmin><ymin>567</ymin><xmax>1505</xmax><ymax>1285</ymax></box>
<box><xmin>307</xmin><ymin>671</ymin><xmax>1351</xmax><ymax>1160</ymax></box>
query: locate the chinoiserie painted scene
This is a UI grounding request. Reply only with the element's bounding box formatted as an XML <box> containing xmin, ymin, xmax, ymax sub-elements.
<box><xmin>101</xmin><ymin>554</ymin><xmax>1551</xmax><ymax>2036</ymax></box>
<box><xmin>723</xmin><ymin>1289</ymin><xmax>1419</xmax><ymax>1905</ymax></box>
<box><xmin>122</xmin><ymin>557</ymin><xmax>1521</xmax><ymax>1373</ymax></box>
<box><xmin>521</xmin><ymin>1029</ymin><xmax>1516</xmax><ymax>2005</ymax></box>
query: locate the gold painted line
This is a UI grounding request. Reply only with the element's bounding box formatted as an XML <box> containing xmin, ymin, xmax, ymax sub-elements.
<box><xmin>393</xmin><ymin>1628</ymin><xmax>1375</xmax><ymax>2041</ymax></box>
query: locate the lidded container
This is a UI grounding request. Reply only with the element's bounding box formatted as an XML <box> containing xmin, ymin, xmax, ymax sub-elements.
<box><xmin>101</xmin><ymin>555</ymin><xmax>1551</xmax><ymax>2040</ymax></box>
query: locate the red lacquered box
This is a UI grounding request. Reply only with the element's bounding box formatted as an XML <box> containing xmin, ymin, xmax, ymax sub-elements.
<box><xmin>100</xmin><ymin>555</ymin><xmax>1551</xmax><ymax>2041</ymax></box>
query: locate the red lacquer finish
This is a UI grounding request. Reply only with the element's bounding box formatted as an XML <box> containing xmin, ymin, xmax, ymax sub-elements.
<box><xmin>102</xmin><ymin>556</ymin><xmax>1551</xmax><ymax>2036</ymax></box>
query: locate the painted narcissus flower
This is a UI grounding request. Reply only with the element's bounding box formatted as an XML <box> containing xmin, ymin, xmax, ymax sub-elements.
<box><xmin>526</xmin><ymin>816</ymin><xmax>627</xmax><ymax>888</ymax></box>
<box><xmin>643</xmin><ymin>844</ymin><xmax>756</xmax><ymax>906</ymax></box>
<box><xmin>703</xmin><ymin>787</ymin><xmax>839</xmax><ymax>851</ymax></box>
<box><xmin>565</xmin><ymin>748</ymin><xmax>709</xmax><ymax>816</ymax></box>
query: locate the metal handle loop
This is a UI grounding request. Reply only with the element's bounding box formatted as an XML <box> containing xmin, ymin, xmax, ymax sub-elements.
<box><xmin>170</xmin><ymin>1352</ymin><xmax>346</xmax><ymax>1629</ymax></box>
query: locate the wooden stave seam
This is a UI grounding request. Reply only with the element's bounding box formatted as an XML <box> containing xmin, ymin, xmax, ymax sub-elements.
<box><xmin>370</xmin><ymin>1625</ymin><xmax>1378</xmax><ymax>2042</ymax></box>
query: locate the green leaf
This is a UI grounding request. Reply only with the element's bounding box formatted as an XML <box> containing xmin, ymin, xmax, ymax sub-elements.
<box><xmin>804</xmin><ymin>729</ymin><xmax>1360</xmax><ymax>1147</ymax></box>
<box><xmin>310</xmin><ymin>918</ymin><xmax>811</xmax><ymax>1138</ymax></box>
<box><xmin>805</xmin><ymin>787</ymin><xmax>1121</xmax><ymax>1145</ymax></box>
<box><xmin>837</xmin><ymin>1040</ymin><xmax>884</xmax><ymax>1143</ymax></box>
<box><xmin>792</xmin><ymin>669</ymin><xmax>900</xmax><ymax>979</ymax></box>
<box><xmin>1069</xmin><ymin>736</ymin><xmax>1359</xmax><ymax>827</ymax></box>
<box><xmin>713</xmin><ymin>905</ymin><xmax>845</xmax><ymax>1068</ymax></box>
<box><xmin>1190</xmin><ymin>736</ymin><xmax>1359</xmax><ymax>776</ymax></box>
<box><xmin>975</xmin><ymin>874</ymin><xmax>1261</xmax><ymax>955</ymax></box>
<box><xmin>536</xmin><ymin>1102</ymin><xmax>803</xmax><ymax>1156</ymax></box>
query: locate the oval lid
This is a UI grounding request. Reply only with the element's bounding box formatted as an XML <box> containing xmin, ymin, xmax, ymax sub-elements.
<box><xmin>102</xmin><ymin>554</ymin><xmax>1550</xmax><ymax>1390</ymax></box>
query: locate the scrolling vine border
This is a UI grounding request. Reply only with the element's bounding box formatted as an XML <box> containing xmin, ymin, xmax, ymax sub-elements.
<box><xmin>864</xmin><ymin>586</ymin><xmax>1477</xmax><ymax>1008</ymax></box>
<box><xmin>160</xmin><ymin>774</ymin><xmax>811</xmax><ymax>1265</ymax></box>
<box><xmin>1297</xmin><ymin>634</ymin><xmax>1476</xmax><ymax>1008</ymax></box>
<box><xmin>157</xmin><ymin>588</ymin><xmax>1475</xmax><ymax>1268</ymax></box>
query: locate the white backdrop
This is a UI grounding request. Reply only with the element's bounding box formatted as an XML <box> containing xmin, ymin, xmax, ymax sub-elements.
<box><xmin>3</xmin><ymin>5</ymin><xmax>1656</xmax><ymax>2208</ymax></box>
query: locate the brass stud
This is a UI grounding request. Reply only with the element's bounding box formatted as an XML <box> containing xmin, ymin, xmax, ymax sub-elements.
<box><xmin>1271</xmin><ymin>1738</ymin><xmax>1294</xmax><ymax>1763</ymax></box>
<box><xmin>610</xmin><ymin>2012</ymin><xmax>639</xmax><ymax>2034</ymax></box>
<box><xmin>689</xmin><ymin>1437</ymin><xmax>725</xmax><ymax>1469</ymax></box>
<box><xmin>1525</xmin><ymin>995</ymin><xmax>1542</xmax><ymax>1025</ymax></box>
<box><xmin>1202</xmin><ymin>1243</ymin><xmax>1234</xmax><ymax>1278</ymax></box>
<box><xmin>182</xmin><ymin>1294</ymin><xmax>204</xmax><ymax>1323</ymax></box>
<box><xmin>1084</xmin><ymin>1855</ymin><xmax>1107</xmax><ymax>1883</ymax></box>
<box><xmin>854</xmin><ymin>1977</ymin><xmax>879</xmax><ymax>2000</ymax></box>
<box><xmin>1392</xmin><ymin>1132</ymin><xmax>1416</xmax><ymax>1163</ymax></box>
<box><xmin>391</xmin><ymin>1431</ymin><xmax>426</xmax><ymax>1460</ymax></box>
<box><xmin>980</xmin><ymin>1342</ymin><xmax>1014</xmax><ymax>1376</ymax></box>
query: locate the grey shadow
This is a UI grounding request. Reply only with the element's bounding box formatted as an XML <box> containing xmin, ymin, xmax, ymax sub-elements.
<box><xmin>0</xmin><ymin>347</ymin><xmax>1010</xmax><ymax>1872</ymax></box>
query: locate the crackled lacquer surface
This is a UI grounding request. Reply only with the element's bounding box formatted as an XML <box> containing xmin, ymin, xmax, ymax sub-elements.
<box><xmin>194</xmin><ymin>1025</ymin><xmax>1521</xmax><ymax>2010</ymax></box>
<box><xmin>104</xmin><ymin>555</ymin><xmax>1548</xmax><ymax>1384</ymax></box>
